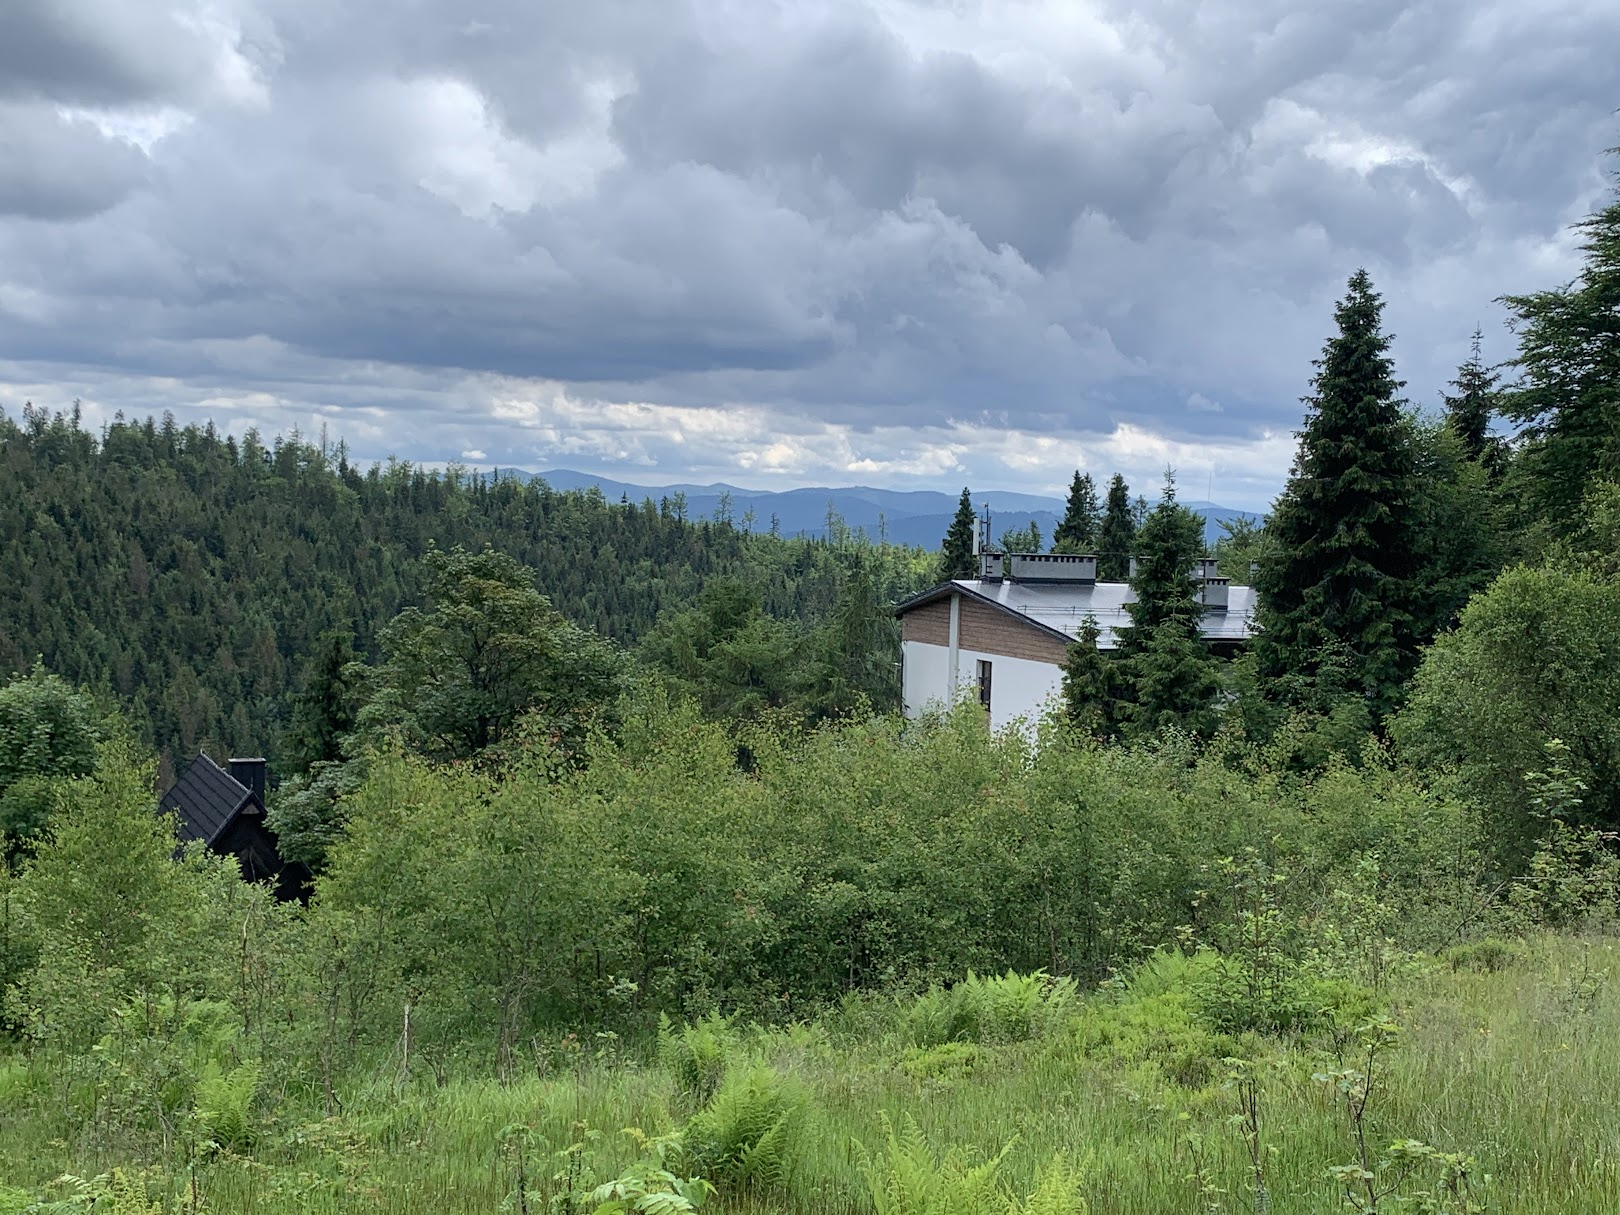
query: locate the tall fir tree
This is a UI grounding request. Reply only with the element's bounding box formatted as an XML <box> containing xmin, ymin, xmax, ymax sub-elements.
<box><xmin>283</xmin><ymin>630</ymin><xmax>360</xmax><ymax>770</ymax></box>
<box><xmin>1052</xmin><ymin>471</ymin><xmax>1100</xmax><ymax>553</ymax></box>
<box><xmin>1096</xmin><ymin>474</ymin><xmax>1136</xmax><ymax>581</ymax></box>
<box><xmin>1498</xmin><ymin>166</ymin><xmax>1620</xmax><ymax>533</ymax></box>
<box><xmin>941</xmin><ymin>488</ymin><xmax>978</xmax><ymax>578</ymax></box>
<box><xmin>1443</xmin><ymin>328</ymin><xmax>1501</xmax><ymax>464</ymax></box>
<box><xmin>1255</xmin><ymin>269</ymin><xmax>1419</xmax><ymax>718</ymax></box>
<box><xmin>1119</xmin><ymin>474</ymin><xmax>1206</xmax><ymax>647</ymax></box>
<box><xmin>1130</xmin><ymin>621</ymin><xmax>1222</xmax><ymax>738</ymax></box>
<box><xmin>1060</xmin><ymin>617</ymin><xmax>1125</xmax><ymax>737</ymax></box>
<box><xmin>1117</xmin><ymin>474</ymin><xmax>1219</xmax><ymax>734</ymax></box>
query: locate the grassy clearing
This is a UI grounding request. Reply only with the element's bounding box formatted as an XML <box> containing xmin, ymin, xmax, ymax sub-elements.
<box><xmin>3</xmin><ymin>935</ymin><xmax>1618</xmax><ymax>1213</ymax></box>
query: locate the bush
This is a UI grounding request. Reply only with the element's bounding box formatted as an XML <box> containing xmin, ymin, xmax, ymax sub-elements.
<box><xmin>857</xmin><ymin>1116</ymin><xmax>1087</xmax><ymax>1215</ymax></box>
<box><xmin>905</xmin><ymin>971</ymin><xmax>1077</xmax><ymax>1047</ymax></box>
<box><xmin>1443</xmin><ymin>938</ymin><xmax>1529</xmax><ymax>974</ymax></box>
<box><xmin>658</xmin><ymin>1013</ymin><xmax>733</xmax><ymax>1108</ymax></box>
<box><xmin>683</xmin><ymin>1066</ymin><xmax>804</xmax><ymax>1195</ymax></box>
<box><xmin>896</xmin><ymin>1041</ymin><xmax>984</xmax><ymax>1084</ymax></box>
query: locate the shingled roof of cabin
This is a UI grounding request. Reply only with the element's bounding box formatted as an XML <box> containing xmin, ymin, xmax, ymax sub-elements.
<box><xmin>159</xmin><ymin>754</ymin><xmax>257</xmax><ymax>846</ymax></box>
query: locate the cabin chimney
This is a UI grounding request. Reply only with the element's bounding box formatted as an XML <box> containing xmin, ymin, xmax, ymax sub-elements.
<box><xmin>1201</xmin><ymin>577</ymin><xmax>1230</xmax><ymax>612</ymax></box>
<box><xmin>1007</xmin><ymin>553</ymin><xmax>1096</xmax><ymax>583</ymax></box>
<box><xmin>229</xmin><ymin>757</ymin><xmax>268</xmax><ymax>807</ymax></box>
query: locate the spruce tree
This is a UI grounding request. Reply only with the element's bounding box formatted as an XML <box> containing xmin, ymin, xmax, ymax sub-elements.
<box><xmin>1096</xmin><ymin>474</ymin><xmax>1136</xmax><ymax>580</ymax></box>
<box><xmin>1130</xmin><ymin>621</ymin><xmax>1222</xmax><ymax>737</ymax></box>
<box><xmin>1060</xmin><ymin>617</ymin><xmax>1124</xmax><ymax>737</ymax></box>
<box><xmin>1116</xmin><ymin>474</ymin><xmax>1219</xmax><ymax>734</ymax></box>
<box><xmin>1052</xmin><ymin>471</ymin><xmax>1100</xmax><ymax>553</ymax></box>
<box><xmin>941</xmin><ymin>488</ymin><xmax>978</xmax><ymax>578</ymax></box>
<box><xmin>1443</xmin><ymin>328</ymin><xmax>1500</xmax><ymax>464</ymax></box>
<box><xmin>1255</xmin><ymin>269</ymin><xmax>1418</xmax><ymax>718</ymax></box>
<box><xmin>1119</xmin><ymin>473</ymin><xmax>1205</xmax><ymax>647</ymax></box>
<box><xmin>1499</xmin><ymin>168</ymin><xmax>1620</xmax><ymax>532</ymax></box>
<box><xmin>284</xmin><ymin>631</ymin><xmax>360</xmax><ymax>770</ymax></box>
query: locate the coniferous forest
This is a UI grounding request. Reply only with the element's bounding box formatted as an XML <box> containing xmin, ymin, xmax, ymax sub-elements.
<box><xmin>1</xmin><ymin>163</ymin><xmax>1620</xmax><ymax>1214</ymax></box>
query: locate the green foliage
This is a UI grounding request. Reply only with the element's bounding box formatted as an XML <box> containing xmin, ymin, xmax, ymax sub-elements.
<box><xmin>562</xmin><ymin>1129</ymin><xmax>714</xmax><ymax>1215</ymax></box>
<box><xmin>10</xmin><ymin>736</ymin><xmax>254</xmax><ymax>1050</ymax></box>
<box><xmin>282</xmin><ymin>631</ymin><xmax>361</xmax><ymax>770</ymax></box>
<box><xmin>1120</xmin><ymin>474</ymin><xmax>1205</xmax><ymax>644</ymax></box>
<box><xmin>857</xmin><ymin>1117</ymin><xmax>1085</xmax><ymax>1215</ymax></box>
<box><xmin>1498</xmin><ymin>165</ymin><xmax>1620</xmax><ymax>535</ymax></box>
<box><xmin>858</xmin><ymin>1115</ymin><xmax>1012</xmax><ymax>1215</ymax></box>
<box><xmin>1052</xmin><ymin>472</ymin><xmax>1099</xmax><ymax>555</ymax></box>
<box><xmin>0</xmin><ymin>408</ymin><xmax>930</xmax><ymax>770</ymax></box>
<box><xmin>0</xmin><ymin>667</ymin><xmax>105</xmax><ymax>852</ymax></box>
<box><xmin>1212</xmin><ymin>516</ymin><xmax>1263</xmax><ymax>586</ymax></box>
<box><xmin>1395</xmin><ymin>559</ymin><xmax>1620</xmax><ymax>854</ymax></box>
<box><xmin>362</xmin><ymin>545</ymin><xmax>629</xmax><ymax>764</ymax></box>
<box><xmin>1058</xmin><ymin>619</ymin><xmax>1124</xmax><ymax>739</ymax></box>
<box><xmin>904</xmin><ymin>971</ymin><xmax>1077</xmax><ymax>1048</ymax></box>
<box><xmin>1256</xmin><ymin>270</ymin><xmax>1421</xmax><ymax>720</ymax></box>
<box><xmin>1443</xmin><ymin>328</ymin><xmax>1503</xmax><ymax>467</ymax></box>
<box><xmin>998</xmin><ymin>522</ymin><xmax>1042</xmax><ymax>554</ymax></box>
<box><xmin>658</xmin><ymin>1014</ymin><xmax>733</xmax><ymax>1107</ymax></box>
<box><xmin>1127</xmin><ymin>624</ymin><xmax>1221</xmax><ymax>739</ymax></box>
<box><xmin>682</xmin><ymin>1066</ymin><xmax>804</xmax><ymax>1194</ymax></box>
<box><xmin>17</xmin><ymin>1169</ymin><xmax>163</xmax><ymax>1214</ymax></box>
<box><xmin>1096</xmin><ymin>475</ymin><xmax>1135</xmax><ymax>582</ymax></box>
<box><xmin>638</xmin><ymin>581</ymin><xmax>801</xmax><ymax>721</ymax></box>
<box><xmin>941</xmin><ymin>490</ymin><xmax>978</xmax><ymax>579</ymax></box>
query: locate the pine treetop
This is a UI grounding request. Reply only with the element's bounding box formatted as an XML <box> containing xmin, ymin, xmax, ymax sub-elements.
<box><xmin>1256</xmin><ymin>269</ymin><xmax>1419</xmax><ymax>715</ymax></box>
<box><xmin>941</xmin><ymin>488</ymin><xmax>978</xmax><ymax>579</ymax></box>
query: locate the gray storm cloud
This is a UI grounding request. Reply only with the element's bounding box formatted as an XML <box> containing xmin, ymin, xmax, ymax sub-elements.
<box><xmin>0</xmin><ymin>0</ymin><xmax>1615</xmax><ymax>505</ymax></box>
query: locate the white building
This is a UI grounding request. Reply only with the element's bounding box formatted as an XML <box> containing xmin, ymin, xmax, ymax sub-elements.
<box><xmin>894</xmin><ymin>551</ymin><xmax>1259</xmax><ymax>732</ymax></box>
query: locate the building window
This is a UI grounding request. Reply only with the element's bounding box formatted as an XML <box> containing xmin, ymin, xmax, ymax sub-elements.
<box><xmin>976</xmin><ymin>659</ymin><xmax>992</xmax><ymax>711</ymax></box>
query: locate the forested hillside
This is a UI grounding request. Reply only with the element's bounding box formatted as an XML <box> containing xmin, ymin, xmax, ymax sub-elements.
<box><xmin>2</xmin><ymin>146</ymin><xmax>1620</xmax><ymax>1215</ymax></box>
<box><xmin>0</xmin><ymin>410</ymin><xmax>931</xmax><ymax>773</ymax></box>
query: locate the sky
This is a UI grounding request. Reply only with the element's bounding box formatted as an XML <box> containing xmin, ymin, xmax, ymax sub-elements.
<box><xmin>1</xmin><ymin>0</ymin><xmax>1615</xmax><ymax>512</ymax></box>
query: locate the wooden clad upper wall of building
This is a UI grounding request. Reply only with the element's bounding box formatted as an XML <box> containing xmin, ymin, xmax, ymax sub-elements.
<box><xmin>959</xmin><ymin>597</ymin><xmax>1070</xmax><ymax>664</ymax></box>
<box><xmin>900</xmin><ymin>593</ymin><xmax>1070</xmax><ymax>664</ymax></box>
<box><xmin>901</xmin><ymin>597</ymin><xmax>951</xmax><ymax>645</ymax></box>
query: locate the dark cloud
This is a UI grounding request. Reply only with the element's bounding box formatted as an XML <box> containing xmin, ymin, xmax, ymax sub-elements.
<box><xmin>0</xmin><ymin>104</ymin><xmax>151</xmax><ymax>219</ymax></box>
<box><xmin>0</xmin><ymin>0</ymin><xmax>1616</xmax><ymax>504</ymax></box>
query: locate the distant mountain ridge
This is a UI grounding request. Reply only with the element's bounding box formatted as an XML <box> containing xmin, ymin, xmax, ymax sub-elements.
<box><xmin>495</xmin><ymin>467</ymin><xmax>1259</xmax><ymax>548</ymax></box>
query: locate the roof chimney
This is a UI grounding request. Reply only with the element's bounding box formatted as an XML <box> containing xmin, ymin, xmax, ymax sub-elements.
<box><xmin>1201</xmin><ymin>577</ymin><xmax>1230</xmax><ymax>612</ymax></box>
<box><xmin>229</xmin><ymin>757</ymin><xmax>267</xmax><ymax>807</ymax></box>
<box><xmin>1007</xmin><ymin>553</ymin><xmax>1096</xmax><ymax>583</ymax></box>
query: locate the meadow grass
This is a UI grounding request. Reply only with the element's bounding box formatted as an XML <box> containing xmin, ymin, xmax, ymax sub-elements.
<box><xmin>3</xmin><ymin>935</ymin><xmax>1618</xmax><ymax>1213</ymax></box>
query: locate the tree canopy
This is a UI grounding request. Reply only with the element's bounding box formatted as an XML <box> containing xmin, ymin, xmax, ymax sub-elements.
<box><xmin>1255</xmin><ymin>269</ymin><xmax>1419</xmax><ymax>719</ymax></box>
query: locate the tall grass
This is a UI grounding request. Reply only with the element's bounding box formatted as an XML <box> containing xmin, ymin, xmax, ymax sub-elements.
<box><xmin>3</xmin><ymin>935</ymin><xmax>1619</xmax><ymax>1213</ymax></box>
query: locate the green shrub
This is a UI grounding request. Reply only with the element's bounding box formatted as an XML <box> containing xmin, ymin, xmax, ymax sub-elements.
<box><xmin>858</xmin><ymin>1115</ymin><xmax>1009</xmax><ymax>1215</ymax></box>
<box><xmin>195</xmin><ymin>1062</ymin><xmax>261</xmax><ymax>1152</ymax></box>
<box><xmin>857</xmin><ymin>1116</ymin><xmax>1087</xmax><ymax>1215</ymax></box>
<box><xmin>683</xmin><ymin>1066</ymin><xmax>804</xmax><ymax>1195</ymax></box>
<box><xmin>1073</xmin><ymin>956</ymin><xmax>1237</xmax><ymax>1089</ymax></box>
<box><xmin>906</xmin><ymin>971</ymin><xmax>1077</xmax><ymax>1047</ymax></box>
<box><xmin>658</xmin><ymin>1013</ymin><xmax>733</xmax><ymax>1108</ymax></box>
<box><xmin>896</xmin><ymin>1041</ymin><xmax>983</xmax><ymax>1083</ymax></box>
<box><xmin>1443</xmin><ymin>937</ymin><xmax>1529</xmax><ymax>973</ymax></box>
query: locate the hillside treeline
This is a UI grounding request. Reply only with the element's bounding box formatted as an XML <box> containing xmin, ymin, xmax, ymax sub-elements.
<box><xmin>0</xmin><ymin>411</ymin><xmax>931</xmax><ymax>776</ymax></box>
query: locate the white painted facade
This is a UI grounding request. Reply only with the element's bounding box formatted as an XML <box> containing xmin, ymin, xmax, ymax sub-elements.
<box><xmin>900</xmin><ymin>639</ymin><xmax>1063</xmax><ymax>733</ymax></box>
<box><xmin>897</xmin><ymin>570</ymin><xmax>1259</xmax><ymax>734</ymax></box>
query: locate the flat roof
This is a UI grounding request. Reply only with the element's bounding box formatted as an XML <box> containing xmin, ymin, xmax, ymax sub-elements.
<box><xmin>897</xmin><ymin>578</ymin><xmax>1259</xmax><ymax>650</ymax></box>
